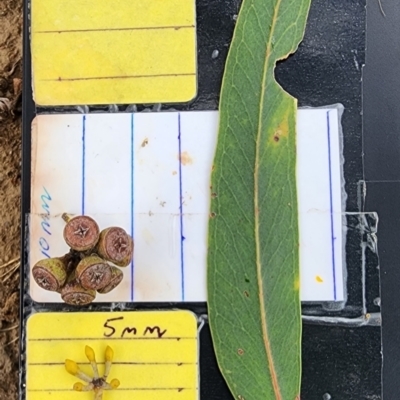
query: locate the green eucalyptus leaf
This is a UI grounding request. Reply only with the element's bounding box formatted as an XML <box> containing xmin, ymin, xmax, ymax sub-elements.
<box><xmin>207</xmin><ymin>1</ymin><xmax>311</xmax><ymax>399</ymax></box>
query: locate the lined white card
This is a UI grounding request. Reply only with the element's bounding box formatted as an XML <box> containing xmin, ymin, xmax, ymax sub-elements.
<box><xmin>30</xmin><ymin>108</ymin><xmax>345</xmax><ymax>303</ymax></box>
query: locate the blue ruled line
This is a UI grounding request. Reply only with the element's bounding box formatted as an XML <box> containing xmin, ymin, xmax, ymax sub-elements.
<box><xmin>178</xmin><ymin>113</ymin><xmax>185</xmax><ymax>301</ymax></box>
<box><xmin>326</xmin><ymin>111</ymin><xmax>337</xmax><ymax>300</ymax></box>
<box><xmin>130</xmin><ymin>113</ymin><xmax>135</xmax><ymax>301</ymax></box>
<box><xmin>82</xmin><ymin>115</ymin><xmax>86</xmax><ymax>215</ymax></box>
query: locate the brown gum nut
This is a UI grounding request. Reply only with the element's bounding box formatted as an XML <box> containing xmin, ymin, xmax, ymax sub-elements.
<box><xmin>63</xmin><ymin>215</ymin><xmax>100</xmax><ymax>252</ymax></box>
<box><xmin>97</xmin><ymin>266</ymin><xmax>124</xmax><ymax>294</ymax></box>
<box><xmin>76</xmin><ymin>255</ymin><xmax>112</xmax><ymax>290</ymax></box>
<box><xmin>32</xmin><ymin>258</ymin><xmax>68</xmax><ymax>292</ymax></box>
<box><xmin>97</xmin><ymin>227</ymin><xmax>134</xmax><ymax>267</ymax></box>
<box><xmin>61</xmin><ymin>280</ymin><xmax>96</xmax><ymax>305</ymax></box>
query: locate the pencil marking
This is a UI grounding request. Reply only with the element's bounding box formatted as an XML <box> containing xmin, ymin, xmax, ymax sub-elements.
<box><xmin>36</xmin><ymin>24</ymin><xmax>195</xmax><ymax>34</ymax></box>
<box><xmin>43</xmin><ymin>73</ymin><xmax>196</xmax><ymax>82</ymax></box>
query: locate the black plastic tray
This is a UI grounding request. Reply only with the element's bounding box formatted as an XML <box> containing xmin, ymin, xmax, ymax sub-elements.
<box><xmin>20</xmin><ymin>0</ymin><xmax>389</xmax><ymax>398</ymax></box>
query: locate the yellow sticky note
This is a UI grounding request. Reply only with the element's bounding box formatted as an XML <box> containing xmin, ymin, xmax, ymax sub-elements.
<box><xmin>31</xmin><ymin>0</ymin><xmax>197</xmax><ymax>105</ymax></box>
<box><xmin>26</xmin><ymin>311</ymin><xmax>199</xmax><ymax>400</ymax></box>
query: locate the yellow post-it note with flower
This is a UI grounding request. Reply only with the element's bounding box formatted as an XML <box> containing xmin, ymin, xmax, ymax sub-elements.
<box><xmin>31</xmin><ymin>0</ymin><xmax>197</xmax><ymax>106</ymax></box>
<box><xmin>26</xmin><ymin>311</ymin><xmax>199</xmax><ymax>400</ymax></box>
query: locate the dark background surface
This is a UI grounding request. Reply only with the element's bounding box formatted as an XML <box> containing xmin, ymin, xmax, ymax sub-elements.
<box><xmin>365</xmin><ymin>183</ymin><xmax>399</xmax><ymax>400</ymax></box>
<box><xmin>201</xmin><ymin>323</ymin><xmax>381</xmax><ymax>400</ymax></box>
<box><xmin>364</xmin><ymin>0</ymin><xmax>400</xmax><ymax>398</ymax></box>
<box><xmin>22</xmin><ymin>0</ymin><xmax>389</xmax><ymax>398</ymax></box>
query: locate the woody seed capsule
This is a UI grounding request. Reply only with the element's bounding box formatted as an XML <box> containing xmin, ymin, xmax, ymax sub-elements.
<box><xmin>97</xmin><ymin>227</ymin><xmax>134</xmax><ymax>267</ymax></box>
<box><xmin>97</xmin><ymin>266</ymin><xmax>124</xmax><ymax>294</ymax></box>
<box><xmin>32</xmin><ymin>257</ymin><xmax>68</xmax><ymax>292</ymax></box>
<box><xmin>63</xmin><ymin>214</ymin><xmax>100</xmax><ymax>252</ymax></box>
<box><xmin>61</xmin><ymin>280</ymin><xmax>96</xmax><ymax>305</ymax></box>
<box><xmin>76</xmin><ymin>255</ymin><xmax>112</xmax><ymax>290</ymax></box>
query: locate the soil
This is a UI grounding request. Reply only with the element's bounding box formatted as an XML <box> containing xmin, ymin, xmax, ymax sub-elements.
<box><xmin>0</xmin><ymin>0</ymin><xmax>23</xmax><ymax>398</ymax></box>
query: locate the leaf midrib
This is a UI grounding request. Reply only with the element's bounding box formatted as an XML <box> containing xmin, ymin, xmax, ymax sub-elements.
<box><xmin>254</xmin><ymin>1</ymin><xmax>284</xmax><ymax>399</ymax></box>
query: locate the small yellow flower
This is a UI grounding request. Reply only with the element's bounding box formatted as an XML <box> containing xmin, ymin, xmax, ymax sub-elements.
<box><xmin>65</xmin><ymin>346</ymin><xmax>120</xmax><ymax>399</ymax></box>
